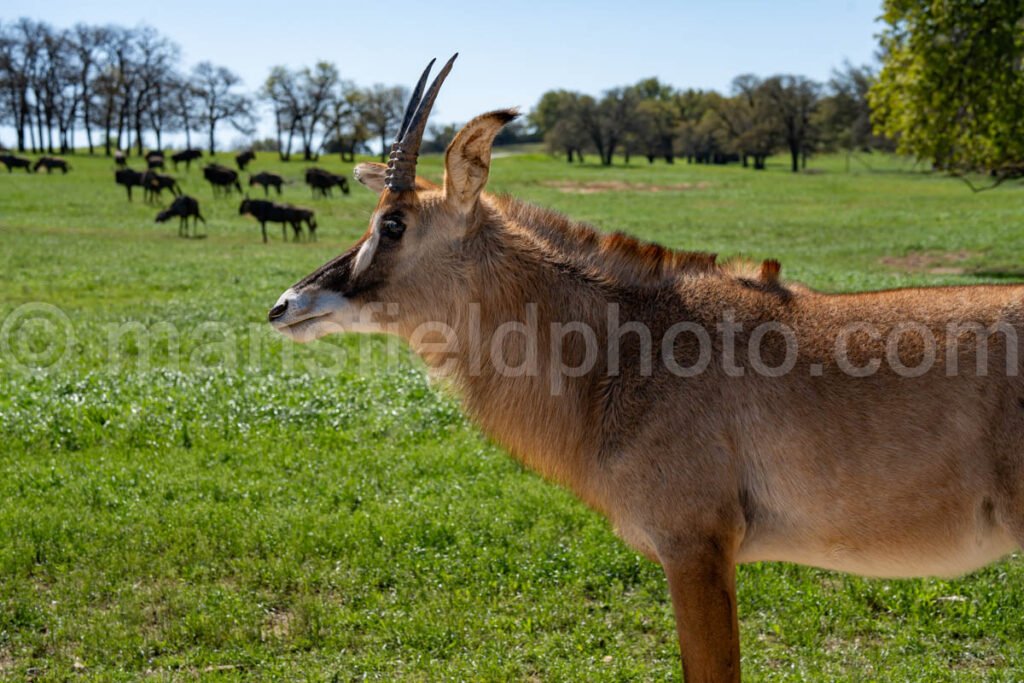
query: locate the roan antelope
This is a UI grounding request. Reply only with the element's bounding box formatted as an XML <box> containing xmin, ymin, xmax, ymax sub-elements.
<box><xmin>268</xmin><ymin>56</ymin><xmax>1024</xmax><ymax>682</ymax></box>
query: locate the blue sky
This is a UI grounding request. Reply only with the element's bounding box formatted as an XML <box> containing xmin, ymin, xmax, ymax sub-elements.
<box><xmin>5</xmin><ymin>0</ymin><xmax>883</xmax><ymax>140</ymax></box>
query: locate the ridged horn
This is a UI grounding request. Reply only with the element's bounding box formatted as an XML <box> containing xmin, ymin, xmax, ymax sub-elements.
<box><xmin>384</xmin><ymin>53</ymin><xmax>458</xmax><ymax>192</ymax></box>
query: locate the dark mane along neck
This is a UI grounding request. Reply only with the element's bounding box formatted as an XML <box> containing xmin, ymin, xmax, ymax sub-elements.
<box><xmin>488</xmin><ymin>193</ymin><xmax>787</xmax><ymax>292</ymax></box>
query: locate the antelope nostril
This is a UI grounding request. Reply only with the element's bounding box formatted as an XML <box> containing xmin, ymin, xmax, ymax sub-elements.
<box><xmin>268</xmin><ymin>301</ymin><xmax>288</xmax><ymax>321</ymax></box>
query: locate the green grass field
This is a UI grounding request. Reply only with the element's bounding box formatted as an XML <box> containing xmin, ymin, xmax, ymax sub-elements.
<box><xmin>2</xmin><ymin>149</ymin><xmax>1023</xmax><ymax>681</ymax></box>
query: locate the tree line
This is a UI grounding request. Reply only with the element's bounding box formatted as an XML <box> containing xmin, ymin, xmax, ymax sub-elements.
<box><xmin>0</xmin><ymin>19</ymin><xmax>256</xmax><ymax>156</ymax></box>
<box><xmin>3</xmin><ymin>1</ymin><xmax>1021</xmax><ymax>180</ymax></box>
<box><xmin>0</xmin><ymin>19</ymin><xmax>429</xmax><ymax>162</ymax></box>
<box><xmin>530</xmin><ymin>65</ymin><xmax>892</xmax><ymax>172</ymax></box>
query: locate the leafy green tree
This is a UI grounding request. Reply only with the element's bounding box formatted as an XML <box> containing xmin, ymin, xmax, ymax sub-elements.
<box><xmin>870</xmin><ymin>0</ymin><xmax>1024</xmax><ymax>183</ymax></box>
<box><xmin>760</xmin><ymin>75</ymin><xmax>820</xmax><ymax>172</ymax></box>
<box><xmin>581</xmin><ymin>87</ymin><xmax>639</xmax><ymax>166</ymax></box>
<box><xmin>711</xmin><ymin>75</ymin><xmax>777</xmax><ymax>170</ymax></box>
<box><xmin>530</xmin><ymin>89</ymin><xmax>589</xmax><ymax>163</ymax></box>
<box><xmin>630</xmin><ymin>77</ymin><xmax>679</xmax><ymax>163</ymax></box>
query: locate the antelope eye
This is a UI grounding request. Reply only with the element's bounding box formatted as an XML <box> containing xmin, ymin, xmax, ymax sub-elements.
<box><xmin>380</xmin><ymin>214</ymin><xmax>406</xmax><ymax>240</ymax></box>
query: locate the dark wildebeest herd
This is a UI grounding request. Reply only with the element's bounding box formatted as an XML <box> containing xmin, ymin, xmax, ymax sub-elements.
<box><xmin>3</xmin><ymin>146</ymin><xmax>349</xmax><ymax>242</ymax></box>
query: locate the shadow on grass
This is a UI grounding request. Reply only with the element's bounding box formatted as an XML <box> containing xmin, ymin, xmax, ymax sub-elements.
<box><xmin>967</xmin><ymin>267</ymin><xmax>1024</xmax><ymax>281</ymax></box>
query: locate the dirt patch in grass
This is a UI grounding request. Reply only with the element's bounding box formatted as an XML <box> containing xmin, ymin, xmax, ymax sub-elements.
<box><xmin>262</xmin><ymin>609</ymin><xmax>292</xmax><ymax>640</ymax></box>
<box><xmin>543</xmin><ymin>180</ymin><xmax>710</xmax><ymax>194</ymax></box>
<box><xmin>880</xmin><ymin>250</ymin><xmax>978</xmax><ymax>275</ymax></box>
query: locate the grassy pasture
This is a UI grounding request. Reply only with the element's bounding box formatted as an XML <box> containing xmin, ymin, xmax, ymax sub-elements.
<box><xmin>1</xmin><ymin>149</ymin><xmax>1023</xmax><ymax>681</ymax></box>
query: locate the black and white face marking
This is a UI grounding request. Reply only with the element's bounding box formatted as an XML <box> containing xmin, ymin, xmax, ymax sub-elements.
<box><xmin>352</xmin><ymin>210</ymin><xmax>406</xmax><ymax>278</ymax></box>
<box><xmin>268</xmin><ymin>207</ymin><xmax>409</xmax><ymax>342</ymax></box>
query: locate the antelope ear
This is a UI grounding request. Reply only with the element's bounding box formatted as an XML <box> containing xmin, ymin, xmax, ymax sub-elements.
<box><xmin>353</xmin><ymin>163</ymin><xmax>387</xmax><ymax>194</ymax></box>
<box><xmin>444</xmin><ymin>109</ymin><xmax>518</xmax><ymax>212</ymax></box>
<box><xmin>354</xmin><ymin>162</ymin><xmax>442</xmax><ymax>196</ymax></box>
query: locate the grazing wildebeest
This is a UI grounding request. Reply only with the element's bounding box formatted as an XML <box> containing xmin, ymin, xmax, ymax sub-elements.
<box><xmin>171</xmin><ymin>149</ymin><xmax>203</xmax><ymax>171</ymax></box>
<box><xmin>33</xmin><ymin>156</ymin><xmax>70</xmax><ymax>174</ymax></box>
<box><xmin>146</xmin><ymin>151</ymin><xmax>165</xmax><ymax>170</ymax></box>
<box><xmin>239</xmin><ymin>198</ymin><xmax>316</xmax><ymax>243</ymax></box>
<box><xmin>0</xmin><ymin>154</ymin><xmax>33</xmax><ymax>173</ymax></box>
<box><xmin>248</xmin><ymin>171</ymin><xmax>284</xmax><ymax>196</ymax></box>
<box><xmin>155</xmin><ymin>195</ymin><xmax>206</xmax><ymax>237</ymax></box>
<box><xmin>115</xmin><ymin>168</ymin><xmax>145</xmax><ymax>201</ymax></box>
<box><xmin>269</xmin><ymin>55</ymin><xmax>1024</xmax><ymax>682</ymax></box>
<box><xmin>141</xmin><ymin>170</ymin><xmax>182</xmax><ymax>203</ymax></box>
<box><xmin>204</xmin><ymin>164</ymin><xmax>242</xmax><ymax>196</ymax></box>
<box><xmin>304</xmin><ymin>167</ymin><xmax>350</xmax><ymax>198</ymax></box>
<box><xmin>235</xmin><ymin>149</ymin><xmax>255</xmax><ymax>170</ymax></box>
<box><xmin>114</xmin><ymin>150</ymin><xmax>127</xmax><ymax>167</ymax></box>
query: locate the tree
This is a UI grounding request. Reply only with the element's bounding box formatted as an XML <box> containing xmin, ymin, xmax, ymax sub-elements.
<box><xmin>168</xmin><ymin>76</ymin><xmax>198</xmax><ymax>150</ymax></box>
<box><xmin>323</xmin><ymin>81</ymin><xmax>368</xmax><ymax>162</ymax></box>
<box><xmin>362</xmin><ymin>83</ymin><xmax>406</xmax><ymax>162</ymax></box>
<box><xmin>130</xmin><ymin>27</ymin><xmax>179</xmax><ymax>153</ymax></box>
<box><xmin>674</xmin><ymin>89</ymin><xmax>716</xmax><ymax>164</ymax></box>
<box><xmin>580</xmin><ymin>87</ymin><xmax>638</xmax><ymax>166</ymax></box>
<box><xmin>261</xmin><ymin>66</ymin><xmax>300</xmax><ymax>160</ymax></box>
<box><xmin>710</xmin><ymin>76</ymin><xmax>777</xmax><ymax>170</ymax></box>
<box><xmin>192</xmin><ymin>61</ymin><xmax>253</xmax><ymax>154</ymax></box>
<box><xmin>761</xmin><ymin>75</ymin><xmax>820</xmax><ymax>172</ymax></box>
<box><xmin>294</xmin><ymin>61</ymin><xmax>339</xmax><ymax>160</ymax></box>
<box><xmin>531</xmin><ymin>89</ymin><xmax>589</xmax><ymax>163</ymax></box>
<box><xmin>0</xmin><ymin>21</ymin><xmax>33</xmax><ymax>151</ymax></box>
<box><xmin>70</xmin><ymin>23</ymin><xmax>108</xmax><ymax>154</ymax></box>
<box><xmin>630</xmin><ymin>78</ymin><xmax>679</xmax><ymax>163</ymax></box>
<box><xmin>423</xmin><ymin>121</ymin><xmax>459</xmax><ymax>154</ymax></box>
<box><xmin>870</xmin><ymin>0</ymin><xmax>1024</xmax><ymax>183</ymax></box>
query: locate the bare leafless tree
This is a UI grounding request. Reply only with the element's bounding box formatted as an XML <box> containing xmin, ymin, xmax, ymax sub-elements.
<box><xmin>261</xmin><ymin>65</ymin><xmax>299</xmax><ymax>160</ymax></box>
<box><xmin>192</xmin><ymin>61</ymin><xmax>253</xmax><ymax>154</ymax></box>
<box><xmin>362</xmin><ymin>83</ymin><xmax>407</xmax><ymax>162</ymax></box>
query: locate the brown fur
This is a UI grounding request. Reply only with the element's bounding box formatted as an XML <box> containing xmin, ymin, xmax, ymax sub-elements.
<box><xmin>271</xmin><ymin>106</ymin><xmax>1024</xmax><ymax>682</ymax></box>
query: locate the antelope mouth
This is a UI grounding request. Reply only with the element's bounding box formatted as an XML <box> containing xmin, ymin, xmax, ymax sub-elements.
<box><xmin>268</xmin><ymin>287</ymin><xmax>346</xmax><ymax>343</ymax></box>
<box><xmin>273</xmin><ymin>314</ymin><xmax>338</xmax><ymax>343</ymax></box>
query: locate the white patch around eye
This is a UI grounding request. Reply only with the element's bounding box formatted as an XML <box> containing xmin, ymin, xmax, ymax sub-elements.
<box><xmin>352</xmin><ymin>229</ymin><xmax>380</xmax><ymax>278</ymax></box>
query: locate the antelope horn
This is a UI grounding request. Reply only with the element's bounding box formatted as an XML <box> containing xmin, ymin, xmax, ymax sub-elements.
<box><xmin>384</xmin><ymin>53</ymin><xmax>458</xmax><ymax>192</ymax></box>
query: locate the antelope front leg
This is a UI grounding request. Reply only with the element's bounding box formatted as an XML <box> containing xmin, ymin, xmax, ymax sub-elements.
<box><xmin>662</xmin><ymin>545</ymin><xmax>741</xmax><ymax>682</ymax></box>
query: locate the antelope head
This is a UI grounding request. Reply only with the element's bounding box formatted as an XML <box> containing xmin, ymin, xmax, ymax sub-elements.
<box><xmin>268</xmin><ymin>54</ymin><xmax>517</xmax><ymax>343</ymax></box>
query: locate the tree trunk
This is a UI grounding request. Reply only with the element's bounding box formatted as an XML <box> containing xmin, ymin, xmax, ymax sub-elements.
<box><xmin>135</xmin><ymin>106</ymin><xmax>145</xmax><ymax>155</ymax></box>
<box><xmin>35</xmin><ymin>102</ymin><xmax>45</xmax><ymax>154</ymax></box>
<box><xmin>275</xmin><ymin>109</ymin><xmax>285</xmax><ymax>161</ymax></box>
<box><xmin>790</xmin><ymin>144</ymin><xmax>799</xmax><ymax>173</ymax></box>
<box><xmin>83</xmin><ymin>102</ymin><xmax>93</xmax><ymax>154</ymax></box>
<box><xmin>103</xmin><ymin>105</ymin><xmax>113</xmax><ymax>156</ymax></box>
<box><xmin>208</xmin><ymin>122</ymin><xmax>217</xmax><ymax>154</ymax></box>
<box><xmin>116</xmin><ymin>103</ymin><xmax>127</xmax><ymax>153</ymax></box>
<box><xmin>283</xmin><ymin>124</ymin><xmax>295</xmax><ymax>161</ymax></box>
